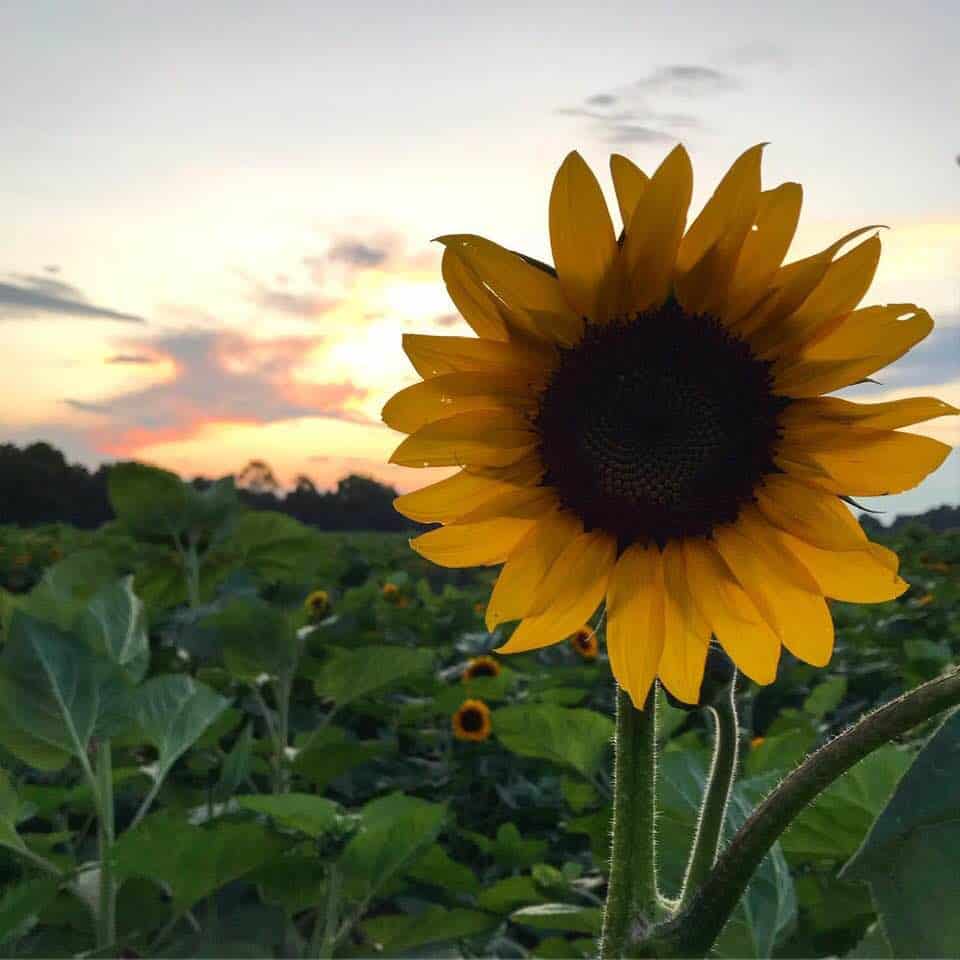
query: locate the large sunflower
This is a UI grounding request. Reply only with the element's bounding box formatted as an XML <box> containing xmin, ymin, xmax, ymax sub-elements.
<box><xmin>383</xmin><ymin>144</ymin><xmax>957</xmax><ymax>707</ymax></box>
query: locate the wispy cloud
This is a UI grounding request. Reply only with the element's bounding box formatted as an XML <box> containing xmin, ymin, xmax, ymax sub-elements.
<box><xmin>63</xmin><ymin>399</ymin><xmax>112</xmax><ymax>414</ymax></box>
<box><xmin>327</xmin><ymin>239</ymin><xmax>389</xmax><ymax>268</ymax></box>
<box><xmin>106</xmin><ymin>353</ymin><xmax>154</xmax><ymax>364</ymax></box>
<box><xmin>250</xmin><ymin>283</ymin><xmax>339</xmax><ymax>318</ymax></box>
<box><xmin>0</xmin><ymin>273</ymin><xmax>144</xmax><ymax>323</ymax></box>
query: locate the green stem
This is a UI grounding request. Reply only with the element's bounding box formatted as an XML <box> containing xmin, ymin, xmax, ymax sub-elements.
<box><xmin>276</xmin><ymin>670</ymin><xmax>293</xmax><ymax>795</ymax></box>
<box><xmin>95</xmin><ymin>740</ymin><xmax>116</xmax><ymax>954</ymax></box>
<box><xmin>309</xmin><ymin>865</ymin><xmax>340</xmax><ymax>959</ymax></box>
<box><xmin>599</xmin><ymin>683</ymin><xmax>659</xmax><ymax>959</ymax></box>
<box><xmin>645</xmin><ymin>667</ymin><xmax>960</xmax><ymax>958</ymax></box>
<box><xmin>680</xmin><ymin>674</ymin><xmax>740</xmax><ymax>904</ymax></box>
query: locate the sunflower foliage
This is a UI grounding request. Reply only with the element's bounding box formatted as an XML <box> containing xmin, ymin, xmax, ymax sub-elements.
<box><xmin>0</xmin><ymin>463</ymin><xmax>956</xmax><ymax>957</ymax></box>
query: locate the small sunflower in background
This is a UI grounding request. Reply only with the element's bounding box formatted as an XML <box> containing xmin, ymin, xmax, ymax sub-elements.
<box><xmin>462</xmin><ymin>655</ymin><xmax>501</xmax><ymax>682</ymax></box>
<box><xmin>304</xmin><ymin>589</ymin><xmax>331</xmax><ymax>621</ymax></box>
<box><xmin>382</xmin><ymin>582</ymin><xmax>401</xmax><ymax>603</ymax></box>
<box><xmin>384</xmin><ymin>143</ymin><xmax>957</xmax><ymax>708</ymax></box>
<box><xmin>750</xmin><ymin>736</ymin><xmax>766</xmax><ymax>750</ymax></box>
<box><xmin>50</xmin><ymin>545</ymin><xmax>63</xmax><ymax>562</ymax></box>
<box><xmin>452</xmin><ymin>699</ymin><xmax>492</xmax><ymax>742</ymax></box>
<box><xmin>12</xmin><ymin>554</ymin><xmax>31</xmax><ymax>567</ymax></box>
<box><xmin>570</xmin><ymin>626</ymin><xmax>599</xmax><ymax>660</ymax></box>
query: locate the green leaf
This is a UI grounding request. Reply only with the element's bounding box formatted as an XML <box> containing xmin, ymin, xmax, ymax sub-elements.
<box><xmin>249</xmin><ymin>854</ymin><xmax>328</xmax><ymax>915</ymax></box>
<box><xmin>293</xmin><ymin>727</ymin><xmax>387</xmax><ymax>790</ymax></box>
<box><xmin>132</xmin><ymin>675</ymin><xmax>229</xmax><ymax>783</ymax></box>
<box><xmin>214</xmin><ymin>722</ymin><xmax>255</xmax><ymax>801</ymax></box>
<box><xmin>20</xmin><ymin>549</ymin><xmax>117</xmax><ymax>630</ymax></box>
<box><xmin>843</xmin><ymin>709</ymin><xmax>960</xmax><ymax>958</ymax></box>
<box><xmin>108</xmin><ymin>462</ymin><xmax>191</xmax><ymax>541</ymax></box>
<box><xmin>361</xmin><ymin>906</ymin><xmax>497</xmax><ymax>954</ymax></box>
<box><xmin>0</xmin><ymin>771</ymin><xmax>27</xmax><ymax>855</ymax></box>
<box><xmin>337</xmin><ymin>792</ymin><xmax>446</xmax><ymax>902</ymax></box>
<box><xmin>77</xmin><ymin>575</ymin><xmax>150</xmax><ymax>683</ymax></box>
<box><xmin>0</xmin><ymin>877</ymin><xmax>61</xmax><ymax>944</ymax></box>
<box><xmin>781</xmin><ymin>745</ymin><xmax>911</xmax><ymax>862</ymax></box>
<box><xmin>405</xmin><ymin>843</ymin><xmax>479</xmax><ymax>895</ymax></box>
<box><xmin>490</xmin><ymin>821</ymin><xmax>548</xmax><ymax>870</ymax></box>
<box><xmin>803</xmin><ymin>676</ymin><xmax>848</xmax><ymax>718</ymax></box>
<box><xmin>228</xmin><ymin>511</ymin><xmax>320</xmax><ymax>583</ymax></box>
<box><xmin>112</xmin><ymin>812</ymin><xmax>288</xmax><ymax>913</ymax></box>
<box><xmin>477</xmin><ymin>874</ymin><xmax>543</xmax><ymax>913</ymax></box>
<box><xmin>201</xmin><ymin>597</ymin><xmax>297</xmax><ymax>681</ymax></box>
<box><xmin>491</xmin><ymin>704</ymin><xmax>613</xmax><ymax>779</ymax></box>
<box><xmin>0</xmin><ymin>609</ymin><xmax>128</xmax><ymax>765</ymax></box>
<box><xmin>312</xmin><ymin>646</ymin><xmax>434</xmax><ymax>710</ymax></box>
<box><xmin>235</xmin><ymin>793</ymin><xmax>340</xmax><ymax>838</ymax></box>
<box><xmin>510</xmin><ymin>903</ymin><xmax>602</xmax><ymax>935</ymax></box>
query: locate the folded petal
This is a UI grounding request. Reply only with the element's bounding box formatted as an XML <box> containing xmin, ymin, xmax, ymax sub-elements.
<box><xmin>388</xmin><ymin>410</ymin><xmax>535</xmax><ymax>468</ymax></box>
<box><xmin>715</xmin><ymin>508</ymin><xmax>834</xmax><ymax>667</ymax></box>
<box><xmin>485</xmin><ymin>510</ymin><xmax>581</xmax><ymax>629</ymax></box>
<box><xmin>410</xmin><ymin>516</ymin><xmax>535</xmax><ymax>567</ymax></box>
<box><xmin>657</xmin><ymin>540</ymin><xmax>711</xmax><ymax>704</ymax></box>
<box><xmin>496</xmin><ymin>531</ymin><xmax>616</xmax><ymax>653</ymax></box>
<box><xmin>755</xmin><ymin>474</ymin><xmax>868</xmax><ymax>550</ymax></box>
<box><xmin>610</xmin><ymin>154</ymin><xmax>649</xmax><ymax>229</ymax></box>
<box><xmin>617</xmin><ymin>144</ymin><xmax>693</xmax><ymax>315</ymax></box>
<box><xmin>403</xmin><ymin>333</ymin><xmax>552</xmax><ymax>379</ymax></box>
<box><xmin>394</xmin><ymin>470</ymin><xmax>522</xmax><ymax>523</ymax></box>
<box><xmin>549</xmin><ymin>151</ymin><xmax>619</xmax><ymax>322</ymax></box>
<box><xmin>683</xmin><ymin>537</ymin><xmax>780</xmax><ymax>684</ymax></box>
<box><xmin>605</xmin><ymin>542</ymin><xmax>665</xmax><ymax>708</ymax></box>
<box><xmin>441</xmin><ymin>246</ymin><xmax>509</xmax><ymax>340</ymax></box>
<box><xmin>458</xmin><ymin>484</ymin><xmax>558</xmax><ymax>523</ymax></box>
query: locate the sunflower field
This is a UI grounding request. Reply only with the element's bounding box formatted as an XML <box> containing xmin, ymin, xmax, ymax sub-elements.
<box><xmin>0</xmin><ymin>461</ymin><xmax>957</xmax><ymax>958</ymax></box>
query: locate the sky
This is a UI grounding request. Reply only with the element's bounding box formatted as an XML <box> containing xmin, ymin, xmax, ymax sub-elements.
<box><xmin>2</xmin><ymin>0</ymin><xmax>958</xmax><ymax>523</ymax></box>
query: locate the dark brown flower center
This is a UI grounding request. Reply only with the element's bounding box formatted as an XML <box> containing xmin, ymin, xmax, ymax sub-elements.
<box><xmin>467</xmin><ymin>662</ymin><xmax>497</xmax><ymax>678</ymax></box>
<box><xmin>534</xmin><ymin>298</ymin><xmax>789</xmax><ymax>548</ymax></box>
<box><xmin>459</xmin><ymin>707</ymin><xmax>485</xmax><ymax>732</ymax></box>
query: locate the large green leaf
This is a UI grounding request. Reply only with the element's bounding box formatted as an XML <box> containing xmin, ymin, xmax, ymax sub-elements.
<box><xmin>311</xmin><ymin>646</ymin><xmax>434</xmax><ymax>710</ymax></box>
<box><xmin>132</xmin><ymin>675</ymin><xmax>229</xmax><ymax>784</ymax></box>
<box><xmin>112</xmin><ymin>812</ymin><xmax>288</xmax><ymax>913</ymax></box>
<box><xmin>510</xmin><ymin>903</ymin><xmax>602</xmax><ymax>935</ymax></box>
<box><xmin>491</xmin><ymin>705</ymin><xmax>614</xmax><ymax>779</ymax></box>
<box><xmin>0</xmin><ymin>609</ymin><xmax>128</xmax><ymax>765</ymax></box>
<box><xmin>19</xmin><ymin>549</ymin><xmax>117</xmax><ymax>630</ymax></box>
<box><xmin>0</xmin><ymin>771</ymin><xmax>28</xmax><ymax>856</ymax></box>
<box><xmin>781</xmin><ymin>745</ymin><xmax>911</xmax><ymax>862</ymax></box>
<box><xmin>235</xmin><ymin>794</ymin><xmax>340</xmax><ymax>838</ymax></box>
<box><xmin>337</xmin><ymin>792</ymin><xmax>446</xmax><ymax>902</ymax></box>
<box><xmin>293</xmin><ymin>726</ymin><xmax>387</xmax><ymax>790</ymax></box>
<box><xmin>77</xmin><ymin>575</ymin><xmax>150</xmax><ymax>683</ymax></box>
<box><xmin>361</xmin><ymin>906</ymin><xmax>497</xmax><ymax>954</ymax></box>
<box><xmin>108</xmin><ymin>462</ymin><xmax>192</xmax><ymax>541</ymax></box>
<box><xmin>405</xmin><ymin>844</ymin><xmax>479</xmax><ymax>895</ymax></box>
<box><xmin>843</xmin><ymin>709</ymin><xmax>960</xmax><ymax>958</ymax></box>
<box><xmin>228</xmin><ymin>511</ymin><xmax>320</xmax><ymax>583</ymax></box>
<box><xmin>201</xmin><ymin>597</ymin><xmax>297</xmax><ymax>681</ymax></box>
<box><xmin>0</xmin><ymin>877</ymin><xmax>61</xmax><ymax>944</ymax></box>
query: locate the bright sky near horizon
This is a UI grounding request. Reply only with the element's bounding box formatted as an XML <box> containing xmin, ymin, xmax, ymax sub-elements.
<box><xmin>2</xmin><ymin>0</ymin><xmax>958</xmax><ymax>522</ymax></box>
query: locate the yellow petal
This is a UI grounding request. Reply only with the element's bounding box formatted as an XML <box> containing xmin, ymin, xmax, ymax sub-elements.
<box><xmin>394</xmin><ymin>470</ymin><xmax>518</xmax><ymax>524</ymax></box>
<box><xmin>382</xmin><ymin>371</ymin><xmax>538</xmax><ymax>434</ymax></box>
<box><xmin>781</xmin><ymin>396</ymin><xmax>960</xmax><ymax>432</ymax></box>
<box><xmin>772</xmin><ymin>303</ymin><xmax>933</xmax><ymax>397</ymax></box>
<box><xmin>755</xmin><ymin>234</ymin><xmax>882</xmax><ymax>359</ymax></box>
<box><xmin>715</xmin><ymin>508</ymin><xmax>834</xmax><ymax>667</ymax></box>
<box><xmin>755</xmin><ymin>474</ymin><xmax>868</xmax><ymax>551</ymax></box>
<box><xmin>610</xmin><ymin>154</ymin><xmax>649</xmax><ymax>230</ymax></box>
<box><xmin>409</xmin><ymin>516</ymin><xmax>535</xmax><ymax>568</ymax></box>
<box><xmin>441</xmin><ymin>247</ymin><xmax>509</xmax><ymax>340</ymax></box>
<box><xmin>683</xmin><ymin>538</ymin><xmax>780</xmax><ymax>684</ymax></box>
<box><xmin>458</xmin><ymin>484</ymin><xmax>558</xmax><ymax>523</ymax></box>
<box><xmin>618</xmin><ymin>144</ymin><xmax>693</xmax><ymax>315</ymax></box>
<box><xmin>549</xmin><ymin>151</ymin><xmax>619</xmax><ymax>322</ymax></box>
<box><xmin>436</xmin><ymin>235</ymin><xmax>583</xmax><ymax>345</ymax></box>
<box><xmin>769</xmin><ymin>528</ymin><xmax>908</xmax><ymax>602</ymax></box>
<box><xmin>778</xmin><ymin>428</ymin><xmax>952</xmax><ymax>496</ymax></box>
<box><xmin>605</xmin><ymin>543</ymin><xmax>665</xmax><ymax>708</ymax></box>
<box><xmin>724</xmin><ymin>183</ymin><xmax>803</xmax><ymax>324</ymax></box>
<box><xmin>675</xmin><ymin>144</ymin><xmax>765</xmax><ymax>316</ymax></box>
<box><xmin>388</xmin><ymin>410</ymin><xmax>534</xmax><ymax>468</ymax></box>
<box><xmin>402</xmin><ymin>333</ymin><xmax>552</xmax><ymax>380</ymax></box>
<box><xmin>657</xmin><ymin>540</ymin><xmax>711</xmax><ymax>705</ymax></box>
<box><xmin>496</xmin><ymin>531</ymin><xmax>616</xmax><ymax>654</ymax></box>
<box><xmin>486</xmin><ymin>510</ymin><xmax>581</xmax><ymax>629</ymax></box>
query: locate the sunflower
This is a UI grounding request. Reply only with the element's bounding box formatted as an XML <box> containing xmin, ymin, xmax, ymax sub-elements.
<box><xmin>571</xmin><ymin>626</ymin><xmax>599</xmax><ymax>660</ymax></box>
<box><xmin>463</xmin><ymin>654</ymin><xmax>502</xmax><ymax>681</ymax></box>
<box><xmin>382</xmin><ymin>582</ymin><xmax>401</xmax><ymax>602</ymax></box>
<box><xmin>304</xmin><ymin>588</ymin><xmax>331</xmax><ymax>620</ymax></box>
<box><xmin>452</xmin><ymin>698</ymin><xmax>493</xmax><ymax>741</ymax></box>
<box><xmin>384</xmin><ymin>144</ymin><xmax>957</xmax><ymax>708</ymax></box>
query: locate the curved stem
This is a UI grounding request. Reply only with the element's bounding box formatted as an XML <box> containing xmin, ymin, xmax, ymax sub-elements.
<box><xmin>680</xmin><ymin>675</ymin><xmax>739</xmax><ymax>904</ymax></box>
<box><xmin>599</xmin><ymin>684</ymin><xmax>659</xmax><ymax>958</ymax></box>
<box><xmin>644</xmin><ymin>667</ymin><xmax>960</xmax><ymax>958</ymax></box>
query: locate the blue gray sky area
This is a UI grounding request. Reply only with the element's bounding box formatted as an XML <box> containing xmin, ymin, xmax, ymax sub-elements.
<box><xmin>1</xmin><ymin>0</ymin><xmax>957</xmax><ymax>520</ymax></box>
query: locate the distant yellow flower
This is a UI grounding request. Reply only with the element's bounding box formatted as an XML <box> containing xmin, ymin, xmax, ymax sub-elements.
<box><xmin>750</xmin><ymin>736</ymin><xmax>766</xmax><ymax>750</ymax></box>
<box><xmin>305</xmin><ymin>589</ymin><xmax>331</xmax><ymax>620</ymax></box>
<box><xmin>382</xmin><ymin>582</ymin><xmax>400</xmax><ymax>602</ymax></box>
<box><xmin>921</xmin><ymin>560</ymin><xmax>950</xmax><ymax>573</ymax></box>
<box><xmin>474</xmin><ymin>601</ymin><xmax>485</xmax><ymax>616</ymax></box>
<box><xmin>452</xmin><ymin>699</ymin><xmax>492</xmax><ymax>742</ymax></box>
<box><xmin>50</xmin><ymin>546</ymin><xmax>63</xmax><ymax>562</ymax></box>
<box><xmin>915</xmin><ymin>593</ymin><xmax>935</xmax><ymax>607</ymax></box>
<box><xmin>384</xmin><ymin>143</ymin><xmax>957</xmax><ymax>707</ymax></box>
<box><xmin>12</xmin><ymin>554</ymin><xmax>31</xmax><ymax>567</ymax></box>
<box><xmin>570</xmin><ymin>626</ymin><xmax>599</xmax><ymax>660</ymax></box>
<box><xmin>462</xmin><ymin>655</ymin><xmax>501</xmax><ymax>682</ymax></box>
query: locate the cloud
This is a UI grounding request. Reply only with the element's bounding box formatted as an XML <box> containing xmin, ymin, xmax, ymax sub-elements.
<box><xmin>106</xmin><ymin>353</ymin><xmax>154</xmax><ymax>364</ymax></box>
<box><xmin>328</xmin><ymin>239</ymin><xmax>389</xmax><ymax>268</ymax></box>
<box><xmin>633</xmin><ymin>65</ymin><xmax>739</xmax><ymax>97</ymax></box>
<box><xmin>250</xmin><ymin>284</ymin><xmax>339</xmax><ymax>318</ymax></box>
<box><xmin>858</xmin><ymin>320</ymin><xmax>960</xmax><ymax>390</ymax></box>
<box><xmin>433</xmin><ymin>313</ymin><xmax>460</xmax><ymax>328</ymax></box>
<box><xmin>71</xmin><ymin>328</ymin><xmax>370</xmax><ymax>457</ymax></box>
<box><xmin>0</xmin><ymin>274</ymin><xmax>144</xmax><ymax>323</ymax></box>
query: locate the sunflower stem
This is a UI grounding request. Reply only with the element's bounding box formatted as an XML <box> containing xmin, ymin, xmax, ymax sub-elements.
<box><xmin>599</xmin><ymin>683</ymin><xmax>659</xmax><ymax>959</ymax></box>
<box><xmin>679</xmin><ymin>672</ymin><xmax>740</xmax><ymax>905</ymax></box>
<box><xmin>640</xmin><ymin>667</ymin><xmax>960</xmax><ymax>958</ymax></box>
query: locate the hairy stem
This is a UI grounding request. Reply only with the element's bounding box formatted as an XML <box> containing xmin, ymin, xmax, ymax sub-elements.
<box><xmin>645</xmin><ymin>668</ymin><xmax>960</xmax><ymax>958</ymax></box>
<box><xmin>680</xmin><ymin>675</ymin><xmax>740</xmax><ymax>903</ymax></box>
<box><xmin>599</xmin><ymin>684</ymin><xmax>659</xmax><ymax>958</ymax></box>
<box><xmin>95</xmin><ymin>740</ymin><xmax>116</xmax><ymax>953</ymax></box>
